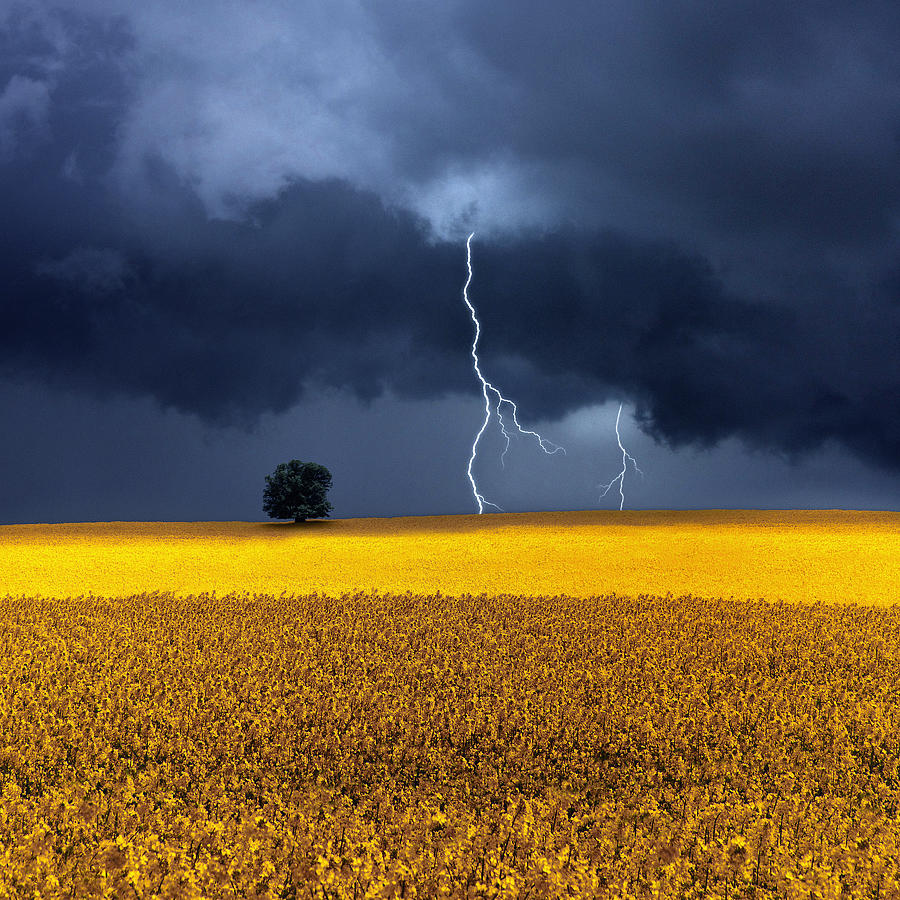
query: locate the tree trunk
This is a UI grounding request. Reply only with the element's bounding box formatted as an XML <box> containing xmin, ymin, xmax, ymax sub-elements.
<box><xmin>294</xmin><ymin>515</ymin><xmax>307</xmax><ymax>523</ymax></box>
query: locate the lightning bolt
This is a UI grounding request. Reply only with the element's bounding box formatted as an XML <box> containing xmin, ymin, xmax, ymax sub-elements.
<box><xmin>599</xmin><ymin>402</ymin><xmax>644</xmax><ymax>511</ymax></box>
<box><xmin>463</xmin><ymin>232</ymin><xmax>564</xmax><ymax>513</ymax></box>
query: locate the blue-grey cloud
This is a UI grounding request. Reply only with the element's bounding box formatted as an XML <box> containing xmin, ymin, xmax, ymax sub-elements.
<box><xmin>1</xmin><ymin>0</ymin><xmax>899</xmax><ymax>488</ymax></box>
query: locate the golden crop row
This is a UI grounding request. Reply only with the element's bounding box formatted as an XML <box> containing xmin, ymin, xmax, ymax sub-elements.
<box><xmin>1</xmin><ymin>591</ymin><xmax>898</xmax><ymax>898</ymax></box>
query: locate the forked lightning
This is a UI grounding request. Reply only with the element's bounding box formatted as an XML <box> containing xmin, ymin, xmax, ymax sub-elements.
<box><xmin>463</xmin><ymin>233</ymin><xmax>564</xmax><ymax>513</ymax></box>
<box><xmin>599</xmin><ymin>402</ymin><xmax>643</xmax><ymax>510</ymax></box>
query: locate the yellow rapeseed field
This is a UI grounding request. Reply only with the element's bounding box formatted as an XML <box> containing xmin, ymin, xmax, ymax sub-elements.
<box><xmin>1</xmin><ymin>510</ymin><xmax>897</xmax><ymax>603</ymax></box>
<box><xmin>0</xmin><ymin>510</ymin><xmax>898</xmax><ymax>898</ymax></box>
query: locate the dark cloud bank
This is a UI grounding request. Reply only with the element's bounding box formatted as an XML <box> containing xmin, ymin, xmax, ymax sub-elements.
<box><xmin>6</xmin><ymin>170</ymin><xmax>899</xmax><ymax>473</ymax></box>
<box><xmin>2</xmin><ymin>1</ymin><xmax>899</xmax><ymax>515</ymax></box>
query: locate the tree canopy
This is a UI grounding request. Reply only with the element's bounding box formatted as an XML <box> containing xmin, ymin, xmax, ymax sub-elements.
<box><xmin>263</xmin><ymin>460</ymin><xmax>333</xmax><ymax>523</ymax></box>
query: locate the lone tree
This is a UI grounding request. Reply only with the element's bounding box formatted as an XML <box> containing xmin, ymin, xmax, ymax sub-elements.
<box><xmin>263</xmin><ymin>460</ymin><xmax>333</xmax><ymax>523</ymax></box>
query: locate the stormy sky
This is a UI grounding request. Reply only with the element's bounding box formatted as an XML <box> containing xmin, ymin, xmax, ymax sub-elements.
<box><xmin>2</xmin><ymin>0</ymin><xmax>899</xmax><ymax>523</ymax></box>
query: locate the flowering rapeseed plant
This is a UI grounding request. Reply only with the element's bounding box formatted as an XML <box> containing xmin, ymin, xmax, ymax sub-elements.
<box><xmin>0</xmin><ymin>589</ymin><xmax>898</xmax><ymax>897</ymax></box>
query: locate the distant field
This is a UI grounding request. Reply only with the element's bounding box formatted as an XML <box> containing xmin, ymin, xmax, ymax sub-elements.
<box><xmin>1</xmin><ymin>509</ymin><xmax>898</xmax><ymax>603</ymax></box>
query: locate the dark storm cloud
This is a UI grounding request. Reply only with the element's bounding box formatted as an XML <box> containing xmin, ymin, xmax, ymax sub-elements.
<box><xmin>367</xmin><ymin>0</ymin><xmax>900</xmax><ymax>252</ymax></box>
<box><xmin>464</xmin><ymin>233</ymin><xmax>900</xmax><ymax>470</ymax></box>
<box><xmin>4</xmin><ymin>153</ymin><xmax>898</xmax><ymax>471</ymax></box>
<box><xmin>1</xmin><ymin>2</ymin><xmax>899</xmax><ymax>475</ymax></box>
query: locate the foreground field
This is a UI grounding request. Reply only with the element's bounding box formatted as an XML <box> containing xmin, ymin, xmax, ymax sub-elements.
<box><xmin>1</xmin><ymin>590</ymin><xmax>899</xmax><ymax>898</ymax></box>
<box><xmin>1</xmin><ymin>510</ymin><xmax>898</xmax><ymax>603</ymax></box>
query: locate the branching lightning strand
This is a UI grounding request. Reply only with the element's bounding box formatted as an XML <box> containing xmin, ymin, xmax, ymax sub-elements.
<box><xmin>463</xmin><ymin>232</ymin><xmax>564</xmax><ymax>513</ymax></box>
<box><xmin>599</xmin><ymin>402</ymin><xmax>643</xmax><ymax>511</ymax></box>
